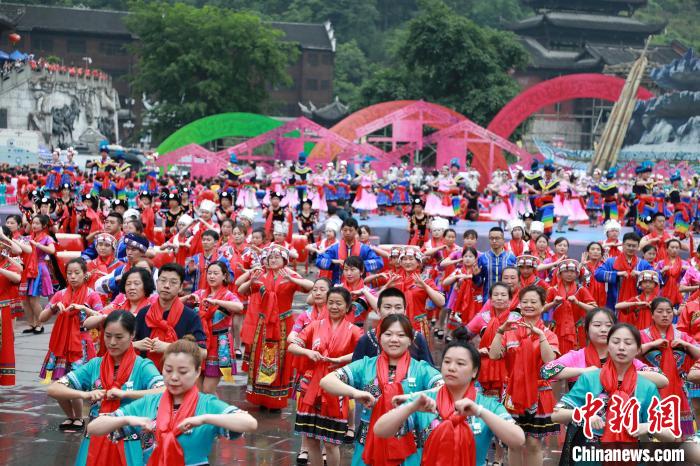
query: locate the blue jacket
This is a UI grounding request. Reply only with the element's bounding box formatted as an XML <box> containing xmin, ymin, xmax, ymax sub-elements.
<box><xmin>316</xmin><ymin>242</ymin><xmax>383</xmax><ymax>284</ymax></box>
<box><xmin>476</xmin><ymin>249</ymin><xmax>516</xmax><ymax>301</ymax></box>
<box><xmin>594</xmin><ymin>257</ymin><xmax>655</xmax><ymax>310</ymax></box>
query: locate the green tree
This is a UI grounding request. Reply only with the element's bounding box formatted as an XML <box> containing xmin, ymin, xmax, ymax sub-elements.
<box><xmin>125</xmin><ymin>1</ymin><xmax>296</xmax><ymax>142</ymax></box>
<box><xmin>281</xmin><ymin>0</ymin><xmax>381</xmax><ymax>55</ymax></box>
<box><xmin>359</xmin><ymin>0</ymin><xmax>529</xmax><ymax>125</ymax></box>
<box><xmin>449</xmin><ymin>0</ymin><xmax>529</xmax><ymax>28</ymax></box>
<box><xmin>635</xmin><ymin>0</ymin><xmax>700</xmax><ymax>50</ymax></box>
<box><xmin>334</xmin><ymin>40</ymin><xmax>372</xmax><ymax>109</ymax></box>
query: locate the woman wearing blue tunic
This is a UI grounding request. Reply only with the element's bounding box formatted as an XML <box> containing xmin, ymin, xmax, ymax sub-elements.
<box><xmin>373</xmin><ymin>327</ymin><xmax>525</xmax><ymax>466</ymax></box>
<box><xmin>320</xmin><ymin>314</ymin><xmax>443</xmax><ymax>466</ymax></box>
<box><xmin>88</xmin><ymin>337</ymin><xmax>258</xmax><ymax>466</ymax></box>
<box><xmin>553</xmin><ymin>323</ymin><xmax>679</xmax><ymax>466</ymax></box>
<box><xmin>48</xmin><ymin>311</ymin><xmax>164</xmax><ymax>465</ymax></box>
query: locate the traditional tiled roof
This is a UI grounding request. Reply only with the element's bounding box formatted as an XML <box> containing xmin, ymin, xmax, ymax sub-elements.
<box><xmin>585</xmin><ymin>44</ymin><xmax>683</xmax><ymax>67</ymax></box>
<box><xmin>522</xmin><ymin>0</ymin><xmax>648</xmax><ymax>14</ymax></box>
<box><xmin>508</xmin><ymin>11</ymin><xmax>665</xmax><ymax>35</ymax></box>
<box><xmin>0</xmin><ymin>3</ymin><xmax>335</xmax><ymax>50</ymax></box>
<box><xmin>518</xmin><ymin>36</ymin><xmax>600</xmax><ymax>70</ymax></box>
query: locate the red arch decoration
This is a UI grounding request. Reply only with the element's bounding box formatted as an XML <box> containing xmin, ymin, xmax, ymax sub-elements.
<box><xmin>484</xmin><ymin>73</ymin><xmax>654</xmax><ymax>151</ymax></box>
<box><xmin>310</xmin><ymin>75</ymin><xmax>655</xmax><ymax>189</ymax></box>
<box><xmin>459</xmin><ymin>74</ymin><xmax>654</xmax><ymax>186</ymax></box>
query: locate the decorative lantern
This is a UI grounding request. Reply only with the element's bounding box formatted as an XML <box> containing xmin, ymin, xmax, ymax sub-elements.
<box><xmin>8</xmin><ymin>33</ymin><xmax>20</xmax><ymax>45</ymax></box>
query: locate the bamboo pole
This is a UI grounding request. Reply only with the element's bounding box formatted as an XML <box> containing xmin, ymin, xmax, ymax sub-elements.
<box><xmin>589</xmin><ymin>38</ymin><xmax>650</xmax><ymax>174</ymax></box>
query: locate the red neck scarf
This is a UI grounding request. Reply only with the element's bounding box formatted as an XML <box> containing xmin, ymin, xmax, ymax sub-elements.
<box><xmin>362</xmin><ymin>351</ymin><xmax>416</xmax><ymax>466</ymax></box>
<box><xmin>302</xmin><ymin>318</ymin><xmax>355</xmax><ymax>417</ymax></box>
<box><xmin>614</xmin><ymin>254</ymin><xmax>638</xmax><ymax>302</ymax></box>
<box><xmin>197</xmin><ymin>250</ymin><xmax>218</xmax><ymax>290</ymax></box>
<box><xmin>310</xmin><ymin>303</ymin><xmax>327</xmax><ymax>320</ymax></box>
<box><xmin>649</xmin><ymin>231</ymin><xmax>670</xmax><ymax>261</ymax></box>
<box><xmin>86</xmin><ymin>208</ymin><xmax>104</xmax><ymax>234</ymax></box>
<box><xmin>341</xmin><ymin>277</ymin><xmax>363</xmax><ymax>292</ymax></box>
<box><xmin>506</xmin><ymin>319</ymin><xmax>545</xmax><ymax>414</ymax></box>
<box><xmin>478</xmin><ymin>307</ymin><xmax>510</xmax><ymax>388</ymax></box>
<box><xmin>456</xmin><ymin>267</ymin><xmax>477</xmax><ymax>323</ymax></box>
<box><xmin>94</xmin><ymin>254</ymin><xmax>117</xmax><ymax>272</ymax></box>
<box><xmin>584</xmin><ymin>343</ymin><xmax>603</xmax><ymax>367</ymax></box>
<box><xmin>508</xmin><ymin>239</ymin><xmax>524</xmax><ymax>257</ymax></box>
<box><xmin>649</xmin><ymin>324</ymin><xmax>689</xmax><ymax>414</ymax></box>
<box><xmin>141</xmin><ymin>206</ymin><xmax>155</xmax><ymax>242</ymax></box>
<box><xmin>604</xmin><ymin>239</ymin><xmax>621</xmax><ymax>258</ymax></box>
<box><xmin>520</xmin><ymin>273</ymin><xmax>538</xmax><ymax>288</ymax></box>
<box><xmin>86</xmin><ymin>346</ymin><xmax>137</xmax><ymax>466</ymax></box>
<box><xmin>199</xmin><ymin>286</ymin><xmax>229</xmax><ymax>357</ymax></box>
<box><xmin>421</xmin><ymin>384</ymin><xmax>477</xmax><ymax>466</ymax></box>
<box><xmin>600</xmin><ymin>360</ymin><xmax>638</xmax><ymax>442</ymax></box>
<box><xmin>144</xmin><ymin>298</ymin><xmax>185</xmax><ymax>370</ymax></box>
<box><xmin>338</xmin><ymin>238</ymin><xmax>361</xmax><ymax>261</ymax></box>
<box><xmin>241</xmin><ymin>271</ymin><xmax>281</xmax><ymax>345</ymax></box>
<box><xmin>149</xmin><ymin>386</ymin><xmax>200</xmax><ymax>466</ymax></box>
<box><xmin>48</xmin><ymin>285</ymin><xmax>89</xmax><ymax>361</ymax></box>
<box><xmin>661</xmin><ymin>257</ymin><xmax>683</xmax><ymax>305</ymax></box>
<box><xmin>23</xmin><ymin>230</ymin><xmax>47</xmax><ymax>280</ymax></box>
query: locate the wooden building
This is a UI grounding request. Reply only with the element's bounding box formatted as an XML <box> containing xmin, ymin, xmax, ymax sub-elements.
<box><xmin>508</xmin><ymin>0</ymin><xmax>686</xmax><ymax>151</ymax></box>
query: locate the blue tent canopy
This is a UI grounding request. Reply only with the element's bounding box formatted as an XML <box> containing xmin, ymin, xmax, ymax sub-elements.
<box><xmin>0</xmin><ymin>51</ymin><xmax>9</xmax><ymax>61</ymax></box>
<box><xmin>9</xmin><ymin>50</ymin><xmax>26</xmax><ymax>61</ymax></box>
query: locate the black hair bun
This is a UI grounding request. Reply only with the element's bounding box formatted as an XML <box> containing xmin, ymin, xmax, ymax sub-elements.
<box><xmin>451</xmin><ymin>326</ymin><xmax>471</xmax><ymax>343</ymax></box>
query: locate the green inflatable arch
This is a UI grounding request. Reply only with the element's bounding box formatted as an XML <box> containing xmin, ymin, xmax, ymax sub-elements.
<box><xmin>157</xmin><ymin>112</ymin><xmax>284</xmax><ymax>155</ymax></box>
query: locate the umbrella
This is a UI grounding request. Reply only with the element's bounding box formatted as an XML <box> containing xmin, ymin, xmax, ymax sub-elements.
<box><xmin>0</xmin><ymin>50</ymin><xmax>9</xmax><ymax>61</ymax></box>
<box><xmin>590</xmin><ymin>39</ymin><xmax>650</xmax><ymax>173</ymax></box>
<box><xmin>9</xmin><ymin>50</ymin><xmax>26</xmax><ymax>61</ymax></box>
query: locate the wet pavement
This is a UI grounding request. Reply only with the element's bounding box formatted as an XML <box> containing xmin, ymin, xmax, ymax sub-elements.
<box><xmin>0</xmin><ymin>273</ymin><xmax>564</xmax><ymax>466</ymax></box>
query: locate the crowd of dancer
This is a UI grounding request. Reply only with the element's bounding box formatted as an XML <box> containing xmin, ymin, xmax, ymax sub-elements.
<box><xmin>1</xmin><ymin>148</ymin><xmax>700</xmax><ymax>466</ymax></box>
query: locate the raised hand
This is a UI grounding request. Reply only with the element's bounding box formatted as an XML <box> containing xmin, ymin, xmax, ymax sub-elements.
<box><xmin>412</xmin><ymin>393</ymin><xmax>437</xmax><ymax>413</ymax></box>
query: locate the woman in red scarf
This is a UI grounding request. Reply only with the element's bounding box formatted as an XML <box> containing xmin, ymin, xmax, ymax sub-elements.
<box><xmin>219</xmin><ymin>222</ymin><xmax>250</xmax><ymax>359</ymax></box>
<box><xmin>465</xmin><ymin>283</ymin><xmax>519</xmax><ymax>395</ymax></box>
<box><xmin>137</xmin><ymin>191</ymin><xmax>156</xmax><ymax>244</ymax></box>
<box><xmin>656</xmin><ymin>238</ymin><xmax>689</xmax><ymax>308</ymax></box>
<box><xmin>287</xmin><ymin>277</ymin><xmax>331</xmax><ymax>465</ymax></box>
<box><xmin>48</xmin><ymin>310</ymin><xmax>164</xmax><ymax>464</ymax></box>
<box><xmin>553</xmin><ymin>323</ymin><xmax>679</xmax><ymax>453</ymax></box>
<box><xmin>442</xmin><ymin>246</ymin><xmax>483</xmax><ymax>334</ymax></box>
<box><xmin>505</xmin><ymin>219</ymin><xmax>528</xmax><ymax>257</ymax></box>
<box><xmin>581</xmin><ymin>242</ymin><xmax>607</xmax><ymax>307</ymax></box>
<box><xmin>383</xmin><ymin>247</ymin><xmax>445</xmax><ymax>341</ymax></box>
<box><xmin>184</xmin><ymin>261</ymin><xmax>242</xmax><ymax>393</ymax></box>
<box><xmin>320</xmin><ymin>314</ymin><xmax>442</xmax><ymax>466</ymax></box>
<box><xmin>341</xmin><ymin>255</ymin><xmax>378</xmax><ymax>327</ymax></box>
<box><xmin>19</xmin><ymin>214</ymin><xmax>56</xmax><ymax>334</ymax></box>
<box><xmin>488</xmin><ymin>285</ymin><xmax>559</xmax><ymax>466</ymax></box>
<box><xmin>238</xmin><ymin>245</ymin><xmax>313</xmax><ymax>410</ymax></box>
<box><xmin>87</xmin><ymin>233</ymin><xmax>123</xmax><ymax>296</ymax></box>
<box><xmin>640</xmin><ymin>297</ymin><xmax>700</xmax><ymax>438</ymax></box>
<box><xmin>88</xmin><ymin>337</ymin><xmax>258</xmax><ymax>466</ymax></box>
<box><xmin>288</xmin><ymin>287</ymin><xmax>363</xmax><ymax>466</ymax></box>
<box><xmin>544</xmin><ymin>259</ymin><xmax>596</xmax><ymax>353</ymax></box>
<box><xmin>38</xmin><ymin>258</ymin><xmax>104</xmax><ymax>430</ymax></box>
<box><xmin>373</xmin><ymin>327</ymin><xmax>525</xmax><ymax>466</ymax></box>
<box><xmin>85</xmin><ymin>267</ymin><xmax>157</xmax><ymax>356</ymax></box>
<box><xmin>543</xmin><ymin>309</ymin><xmax>670</xmax><ymax>466</ymax></box>
<box><xmin>614</xmin><ymin>270</ymin><xmax>660</xmax><ymax>330</ymax></box>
